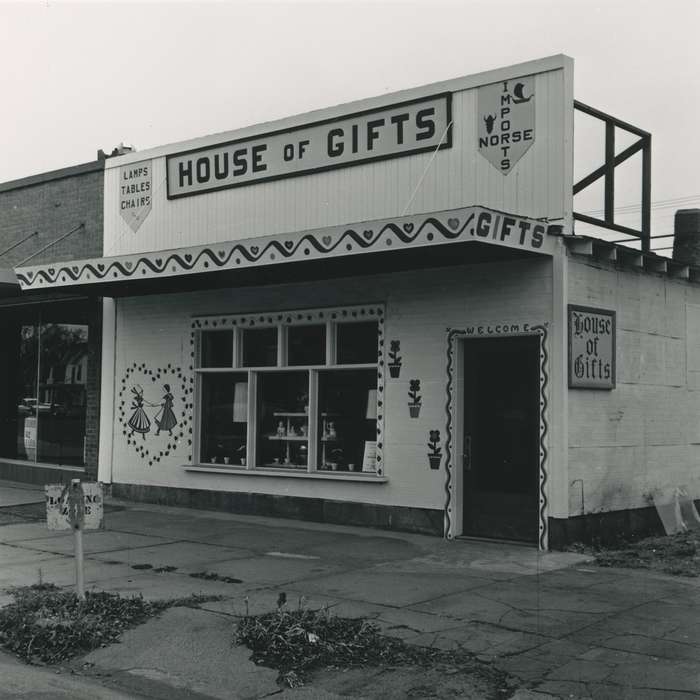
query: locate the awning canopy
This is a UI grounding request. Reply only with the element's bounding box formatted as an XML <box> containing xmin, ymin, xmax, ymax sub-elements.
<box><xmin>0</xmin><ymin>268</ymin><xmax>20</xmax><ymax>296</ymax></box>
<box><xmin>15</xmin><ymin>206</ymin><xmax>562</xmax><ymax>297</ymax></box>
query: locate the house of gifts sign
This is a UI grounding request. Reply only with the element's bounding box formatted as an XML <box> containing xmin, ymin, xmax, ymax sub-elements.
<box><xmin>568</xmin><ymin>305</ymin><xmax>616</xmax><ymax>389</ymax></box>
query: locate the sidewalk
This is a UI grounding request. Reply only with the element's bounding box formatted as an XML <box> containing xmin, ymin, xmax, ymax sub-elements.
<box><xmin>0</xmin><ymin>480</ymin><xmax>699</xmax><ymax>699</ymax></box>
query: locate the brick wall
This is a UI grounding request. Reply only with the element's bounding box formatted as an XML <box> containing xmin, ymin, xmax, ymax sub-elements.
<box><xmin>84</xmin><ymin>300</ymin><xmax>102</xmax><ymax>479</ymax></box>
<box><xmin>0</xmin><ymin>161</ymin><xmax>103</xmax><ymax>266</ymax></box>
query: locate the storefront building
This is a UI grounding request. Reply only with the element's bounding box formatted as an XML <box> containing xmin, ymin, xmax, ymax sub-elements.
<box><xmin>0</xmin><ymin>160</ymin><xmax>105</xmax><ymax>484</ymax></box>
<box><xmin>14</xmin><ymin>56</ymin><xmax>700</xmax><ymax>547</ymax></box>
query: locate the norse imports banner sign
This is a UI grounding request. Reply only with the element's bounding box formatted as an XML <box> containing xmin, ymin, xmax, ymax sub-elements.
<box><xmin>478</xmin><ymin>75</ymin><xmax>536</xmax><ymax>175</ymax></box>
<box><xmin>166</xmin><ymin>94</ymin><xmax>452</xmax><ymax>199</ymax></box>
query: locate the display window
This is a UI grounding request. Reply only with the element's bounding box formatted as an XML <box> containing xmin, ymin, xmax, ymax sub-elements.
<box><xmin>0</xmin><ymin>301</ymin><xmax>91</xmax><ymax>467</ymax></box>
<box><xmin>194</xmin><ymin>306</ymin><xmax>382</xmax><ymax>474</ymax></box>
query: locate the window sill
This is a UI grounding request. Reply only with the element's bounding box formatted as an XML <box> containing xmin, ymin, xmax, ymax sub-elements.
<box><xmin>0</xmin><ymin>457</ymin><xmax>85</xmax><ymax>472</ymax></box>
<box><xmin>184</xmin><ymin>464</ymin><xmax>387</xmax><ymax>482</ymax></box>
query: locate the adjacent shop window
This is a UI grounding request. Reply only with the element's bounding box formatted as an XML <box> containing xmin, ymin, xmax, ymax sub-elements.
<box><xmin>194</xmin><ymin>307</ymin><xmax>380</xmax><ymax>474</ymax></box>
<box><xmin>0</xmin><ymin>303</ymin><xmax>91</xmax><ymax>467</ymax></box>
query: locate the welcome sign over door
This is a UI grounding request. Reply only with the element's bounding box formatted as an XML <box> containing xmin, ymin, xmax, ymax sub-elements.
<box><xmin>166</xmin><ymin>94</ymin><xmax>452</xmax><ymax>198</ymax></box>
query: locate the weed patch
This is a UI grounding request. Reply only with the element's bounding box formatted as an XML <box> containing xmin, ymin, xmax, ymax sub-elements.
<box><xmin>0</xmin><ymin>583</ymin><xmax>222</xmax><ymax>664</ymax></box>
<box><xmin>585</xmin><ymin>531</ymin><xmax>700</xmax><ymax>577</ymax></box>
<box><xmin>236</xmin><ymin>602</ymin><xmax>503</xmax><ymax>689</ymax></box>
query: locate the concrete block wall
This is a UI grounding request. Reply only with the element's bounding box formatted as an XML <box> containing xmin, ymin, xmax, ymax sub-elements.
<box><xmin>568</xmin><ymin>256</ymin><xmax>700</xmax><ymax>517</ymax></box>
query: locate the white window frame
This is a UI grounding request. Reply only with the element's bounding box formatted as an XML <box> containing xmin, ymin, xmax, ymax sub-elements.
<box><xmin>191</xmin><ymin>304</ymin><xmax>385</xmax><ymax>478</ymax></box>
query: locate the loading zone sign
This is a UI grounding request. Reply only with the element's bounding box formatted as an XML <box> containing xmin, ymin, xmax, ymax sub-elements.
<box><xmin>478</xmin><ymin>75</ymin><xmax>535</xmax><ymax>174</ymax></box>
<box><xmin>46</xmin><ymin>481</ymin><xmax>104</xmax><ymax>531</ymax></box>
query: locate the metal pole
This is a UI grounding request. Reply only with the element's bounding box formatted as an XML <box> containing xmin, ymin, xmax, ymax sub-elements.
<box><xmin>71</xmin><ymin>479</ymin><xmax>85</xmax><ymax>600</ymax></box>
<box><xmin>74</xmin><ymin>524</ymin><xmax>85</xmax><ymax>599</ymax></box>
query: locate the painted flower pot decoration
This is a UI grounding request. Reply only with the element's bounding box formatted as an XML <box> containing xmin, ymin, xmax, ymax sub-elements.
<box><xmin>388</xmin><ymin>340</ymin><xmax>402</xmax><ymax>378</ymax></box>
<box><xmin>428</xmin><ymin>429</ymin><xmax>442</xmax><ymax>470</ymax></box>
<box><xmin>408</xmin><ymin>379</ymin><xmax>422</xmax><ymax>418</ymax></box>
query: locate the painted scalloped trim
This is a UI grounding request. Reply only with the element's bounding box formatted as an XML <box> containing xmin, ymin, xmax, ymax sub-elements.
<box><xmin>17</xmin><ymin>213</ymin><xmax>479</xmax><ymax>288</ymax></box>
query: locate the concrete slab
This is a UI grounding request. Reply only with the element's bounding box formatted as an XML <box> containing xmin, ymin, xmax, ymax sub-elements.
<box><xmin>407</xmin><ymin>620</ymin><xmax>547</xmax><ymax>656</ymax></box>
<box><xmin>82</xmin><ymin>606</ymin><xmax>280</xmax><ymax>700</ymax></box>
<box><xmin>0</xmin><ymin>521</ymin><xmax>70</xmax><ymax>543</ymax></box>
<box><xmin>0</xmin><ymin>542</ymin><xmax>65</xmax><ymax>566</ymax></box>
<box><xmin>300</xmin><ymin>569</ymin><xmax>489</xmax><ymax>607</ymax></box>
<box><xmin>471</xmin><ymin>578</ymin><xmax>647</xmax><ymax>614</ymax></box>
<box><xmin>90</xmin><ymin>541</ymin><xmax>252</xmax><ymax>568</ymax></box>
<box><xmin>200</xmin><ymin>588</ymin><xmax>391</xmax><ymax>620</ymax></box>
<box><xmin>0</xmin><ymin>555</ymin><xmax>71</xmax><ymax>589</ymax></box>
<box><xmin>0</xmin><ymin>558</ymin><xmax>137</xmax><ymax>590</ymax></box>
<box><xmin>19</xmin><ymin>531</ymin><xmax>179</xmax><ymax>555</ymax></box>
<box><xmin>0</xmin><ymin>482</ymin><xmax>43</xmax><ymax>507</ymax></box>
<box><xmin>178</xmin><ymin>554</ymin><xmax>347</xmax><ymax>586</ymax></box>
<box><xmin>95</xmin><ymin>570</ymin><xmax>250</xmax><ymax>601</ymax></box>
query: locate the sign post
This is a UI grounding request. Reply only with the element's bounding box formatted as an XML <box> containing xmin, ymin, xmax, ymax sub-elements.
<box><xmin>46</xmin><ymin>480</ymin><xmax>104</xmax><ymax>600</ymax></box>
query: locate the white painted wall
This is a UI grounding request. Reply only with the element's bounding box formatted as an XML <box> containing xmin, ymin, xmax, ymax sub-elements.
<box><xmin>107</xmin><ymin>257</ymin><xmax>554</xmax><ymax>515</ymax></box>
<box><xmin>568</xmin><ymin>256</ymin><xmax>700</xmax><ymax>515</ymax></box>
<box><xmin>103</xmin><ymin>57</ymin><xmax>572</xmax><ymax>257</ymax></box>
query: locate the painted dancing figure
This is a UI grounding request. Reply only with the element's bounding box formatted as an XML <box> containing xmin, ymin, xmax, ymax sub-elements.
<box><xmin>128</xmin><ymin>385</ymin><xmax>150</xmax><ymax>439</ymax></box>
<box><xmin>154</xmin><ymin>384</ymin><xmax>177</xmax><ymax>436</ymax></box>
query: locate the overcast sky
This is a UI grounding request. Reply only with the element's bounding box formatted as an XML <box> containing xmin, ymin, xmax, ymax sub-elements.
<box><xmin>1</xmin><ymin>0</ymin><xmax>698</xmax><ymax>250</ymax></box>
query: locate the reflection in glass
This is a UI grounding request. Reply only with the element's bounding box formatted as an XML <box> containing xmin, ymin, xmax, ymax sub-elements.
<box><xmin>288</xmin><ymin>324</ymin><xmax>325</xmax><ymax>366</ymax></box>
<box><xmin>242</xmin><ymin>328</ymin><xmax>277</xmax><ymax>367</ymax></box>
<box><xmin>201</xmin><ymin>331</ymin><xmax>233</xmax><ymax>368</ymax></box>
<box><xmin>37</xmin><ymin>323</ymin><xmax>89</xmax><ymax>466</ymax></box>
<box><xmin>15</xmin><ymin>324</ymin><xmax>39</xmax><ymax>462</ymax></box>
<box><xmin>317</xmin><ymin>369</ymin><xmax>377</xmax><ymax>471</ymax></box>
<box><xmin>336</xmin><ymin>321</ymin><xmax>378</xmax><ymax>364</ymax></box>
<box><xmin>200</xmin><ymin>373</ymin><xmax>248</xmax><ymax>465</ymax></box>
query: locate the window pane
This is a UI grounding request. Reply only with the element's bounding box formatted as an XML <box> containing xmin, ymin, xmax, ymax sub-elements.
<box><xmin>37</xmin><ymin>323</ymin><xmax>89</xmax><ymax>466</ymax></box>
<box><xmin>317</xmin><ymin>369</ymin><xmax>377</xmax><ymax>472</ymax></box>
<box><xmin>242</xmin><ymin>328</ymin><xmax>277</xmax><ymax>367</ymax></box>
<box><xmin>14</xmin><ymin>323</ymin><xmax>39</xmax><ymax>462</ymax></box>
<box><xmin>200</xmin><ymin>373</ymin><xmax>248</xmax><ymax>465</ymax></box>
<box><xmin>288</xmin><ymin>324</ymin><xmax>325</xmax><ymax>366</ymax></box>
<box><xmin>201</xmin><ymin>331</ymin><xmax>233</xmax><ymax>368</ymax></box>
<box><xmin>336</xmin><ymin>321</ymin><xmax>378</xmax><ymax>364</ymax></box>
<box><xmin>257</xmin><ymin>371</ymin><xmax>308</xmax><ymax>469</ymax></box>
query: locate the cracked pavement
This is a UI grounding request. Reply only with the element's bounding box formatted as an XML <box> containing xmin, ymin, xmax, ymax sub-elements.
<box><xmin>0</xmin><ymin>480</ymin><xmax>699</xmax><ymax>699</ymax></box>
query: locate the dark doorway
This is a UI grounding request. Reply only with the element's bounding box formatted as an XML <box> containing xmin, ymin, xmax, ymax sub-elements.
<box><xmin>462</xmin><ymin>336</ymin><xmax>540</xmax><ymax>542</ymax></box>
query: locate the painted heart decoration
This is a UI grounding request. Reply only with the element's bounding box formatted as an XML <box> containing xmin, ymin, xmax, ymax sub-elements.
<box><xmin>447</xmin><ymin>218</ymin><xmax>460</xmax><ymax>231</ymax></box>
<box><xmin>403</xmin><ymin>223</ymin><xmax>414</xmax><ymax>234</ymax></box>
<box><xmin>117</xmin><ymin>362</ymin><xmax>193</xmax><ymax>466</ymax></box>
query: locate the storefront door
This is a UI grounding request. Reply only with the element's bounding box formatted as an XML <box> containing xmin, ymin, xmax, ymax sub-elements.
<box><xmin>462</xmin><ymin>336</ymin><xmax>539</xmax><ymax>542</ymax></box>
